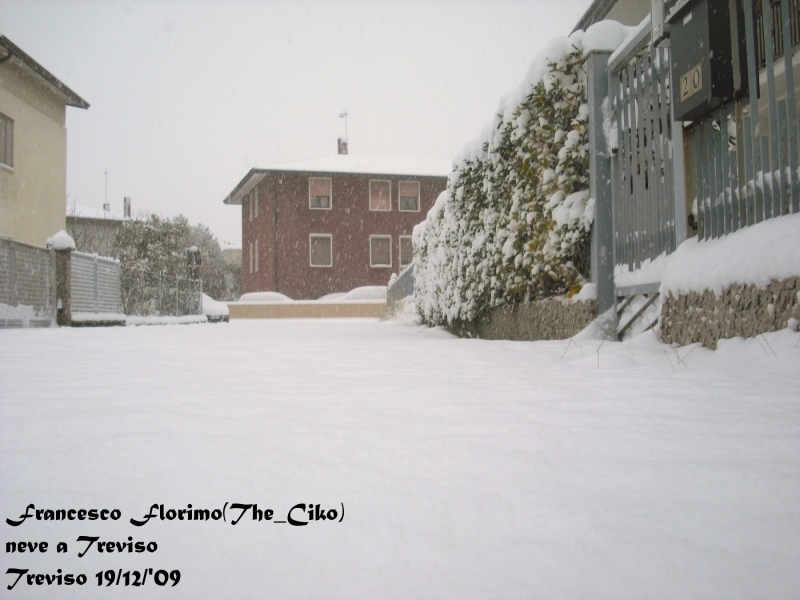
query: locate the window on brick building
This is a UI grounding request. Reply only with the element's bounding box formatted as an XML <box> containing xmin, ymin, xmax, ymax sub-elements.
<box><xmin>369</xmin><ymin>180</ymin><xmax>391</xmax><ymax>211</ymax></box>
<box><xmin>399</xmin><ymin>235</ymin><xmax>413</xmax><ymax>268</ymax></box>
<box><xmin>0</xmin><ymin>113</ymin><xmax>13</xmax><ymax>169</ymax></box>
<box><xmin>398</xmin><ymin>181</ymin><xmax>419</xmax><ymax>211</ymax></box>
<box><xmin>370</xmin><ymin>235</ymin><xmax>391</xmax><ymax>268</ymax></box>
<box><xmin>309</xmin><ymin>178</ymin><xmax>332</xmax><ymax>209</ymax></box>
<box><xmin>309</xmin><ymin>234</ymin><xmax>332</xmax><ymax>267</ymax></box>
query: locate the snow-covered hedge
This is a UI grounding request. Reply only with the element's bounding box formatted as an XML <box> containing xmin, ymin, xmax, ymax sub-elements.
<box><xmin>413</xmin><ymin>22</ymin><xmax>633</xmax><ymax>325</ymax></box>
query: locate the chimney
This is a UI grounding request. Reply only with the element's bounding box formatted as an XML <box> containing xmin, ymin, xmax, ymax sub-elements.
<box><xmin>123</xmin><ymin>197</ymin><xmax>131</xmax><ymax>218</ymax></box>
<box><xmin>337</xmin><ymin>138</ymin><xmax>348</xmax><ymax>155</ymax></box>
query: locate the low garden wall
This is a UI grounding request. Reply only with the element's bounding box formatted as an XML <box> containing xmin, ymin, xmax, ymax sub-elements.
<box><xmin>446</xmin><ymin>297</ymin><xmax>597</xmax><ymax>341</ymax></box>
<box><xmin>228</xmin><ymin>301</ymin><xmax>386</xmax><ymax>319</ymax></box>
<box><xmin>661</xmin><ymin>277</ymin><xmax>800</xmax><ymax>349</ymax></box>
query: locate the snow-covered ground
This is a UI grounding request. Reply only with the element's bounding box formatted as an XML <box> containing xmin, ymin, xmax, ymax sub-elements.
<box><xmin>1</xmin><ymin>320</ymin><xmax>798</xmax><ymax>598</ymax></box>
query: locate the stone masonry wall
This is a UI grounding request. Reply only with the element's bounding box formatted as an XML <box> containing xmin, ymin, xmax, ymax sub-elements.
<box><xmin>661</xmin><ymin>277</ymin><xmax>800</xmax><ymax>349</ymax></box>
<box><xmin>446</xmin><ymin>298</ymin><xmax>597</xmax><ymax>341</ymax></box>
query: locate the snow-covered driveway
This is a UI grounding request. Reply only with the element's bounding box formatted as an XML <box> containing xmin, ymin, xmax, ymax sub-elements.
<box><xmin>1</xmin><ymin>320</ymin><xmax>798</xmax><ymax>598</ymax></box>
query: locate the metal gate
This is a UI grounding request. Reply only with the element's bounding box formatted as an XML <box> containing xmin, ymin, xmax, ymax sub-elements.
<box><xmin>608</xmin><ymin>28</ymin><xmax>677</xmax><ymax>271</ymax></box>
<box><xmin>70</xmin><ymin>251</ymin><xmax>122</xmax><ymax>314</ymax></box>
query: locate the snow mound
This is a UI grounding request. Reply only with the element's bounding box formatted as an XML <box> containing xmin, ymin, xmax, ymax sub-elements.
<box><xmin>661</xmin><ymin>213</ymin><xmax>800</xmax><ymax>297</ymax></box>
<box><xmin>571</xmin><ymin>282</ymin><xmax>597</xmax><ymax>301</ymax></box>
<box><xmin>615</xmin><ymin>252</ymin><xmax>669</xmax><ymax>288</ymax></box>
<box><xmin>239</xmin><ymin>291</ymin><xmax>293</xmax><ymax>303</ymax></box>
<box><xmin>71</xmin><ymin>312</ymin><xmax>126</xmax><ymax>323</ymax></box>
<box><xmin>46</xmin><ymin>230</ymin><xmax>76</xmax><ymax>250</ymax></box>
<box><xmin>202</xmin><ymin>294</ymin><xmax>229</xmax><ymax>317</ymax></box>
<box><xmin>387</xmin><ymin>296</ymin><xmax>422</xmax><ymax>325</ymax></box>
<box><xmin>581</xmin><ymin>19</ymin><xmax>638</xmax><ymax>53</ymax></box>
<box><xmin>126</xmin><ymin>315</ymin><xmax>208</xmax><ymax>326</ymax></box>
<box><xmin>340</xmin><ymin>286</ymin><xmax>387</xmax><ymax>301</ymax></box>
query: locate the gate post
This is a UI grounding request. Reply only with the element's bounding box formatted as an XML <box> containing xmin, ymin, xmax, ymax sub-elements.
<box><xmin>587</xmin><ymin>50</ymin><xmax>614</xmax><ymax>314</ymax></box>
<box><xmin>54</xmin><ymin>248</ymin><xmax>73</xmax><ymax>327</ymax></box>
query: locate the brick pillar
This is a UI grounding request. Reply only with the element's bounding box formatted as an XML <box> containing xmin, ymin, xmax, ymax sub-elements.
<box><xmin>54</xmin><ymin>248</ymin><xmax>73</xmax><ymax>326</ymax></box>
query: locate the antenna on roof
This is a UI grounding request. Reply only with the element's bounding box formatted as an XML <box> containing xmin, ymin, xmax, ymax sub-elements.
<box><xmin>338</xmin><ymin>109</ymin><xmax>349</xmax><ymax>155</ymax></box>
<box><xmin>339</xmin><ymin>109</ymin><xmax>348</xmax><ymax>139</ymax></box>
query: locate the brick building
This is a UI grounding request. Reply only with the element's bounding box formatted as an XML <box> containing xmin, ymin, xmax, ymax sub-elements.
<box><xmin>223</xmin><ymin>154</ymin><xmax>450</xmax><ymax>299</ymax></box>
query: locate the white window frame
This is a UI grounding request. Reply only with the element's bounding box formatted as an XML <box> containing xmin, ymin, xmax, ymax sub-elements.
<box><xmin>309</xmin><ymin>177</ymin><xmax>332</xmax><ymax>210</ymax></box>
<box><xmin>309</xmin><ymin>234</ymin><xmax>333</xmax><ymax>268</ymax></box>
<box><xmin>369</xmin><ymin>235</ymin><xmax>392</xmax><ymax>268</ymax></box>
<box><xmin>254</xmin><ymin>188</ymin><xmax>259</xmax><ymax>218</ymax></box>
<box><xmin>398</xmin><ymin>180</ymin><xmax>420</xmax><ymax>212</ymax></box>
<box><xmin>369</xmin><ymin>179</ymin><xmax>392</xmax><ymax>212</ymax></box>
<box><xmin>399</xmin><ymin>235</ymin><xmax>414</xmax><ymax>268</ymax></box>
<box><xmin>249</xmin><ymin>242</ymin><xmax>253</xmax><ymax>274</ymax></box>
<box><xmin>255</xmin><ymin>239</ymin><xmax>259</xmax><ymax>272</ymax></box>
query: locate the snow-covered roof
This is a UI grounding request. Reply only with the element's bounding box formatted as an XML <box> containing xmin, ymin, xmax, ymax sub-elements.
<box><xmin>265</xmin><ymin>154</ymin><xmax>452</xmax><ymax>177</ymax></box>
<box><xmin>67</xmin><ymin>204</ymin><xmax>127</xmax><ymax>221</ymax></box>
<box><xmin>224</xmin><ymin>155</ymin><xmax>453</xmax><ymax>205</ymax></box>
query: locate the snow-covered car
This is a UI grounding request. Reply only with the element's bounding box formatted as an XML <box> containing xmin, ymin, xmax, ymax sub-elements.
<box><xmin>238</xmin><ymin>291</ymin><xmax>293</xmax><ymax>303</ymax></box>
<box><xmin>202</xmin><ymin>293</ymin><xmax>229</xmax><ymax>323</ymax></box>
<box><xmin>316</xmin><ymin>286</ymin><xmax>387</xmax><ymax>302</ymax></box>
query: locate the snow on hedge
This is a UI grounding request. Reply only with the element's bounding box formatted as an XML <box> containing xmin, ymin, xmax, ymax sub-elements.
<box><xmin>413</xmin><ymin>21</ymin><xmax>634</xmax><ymax>325</ymax></box>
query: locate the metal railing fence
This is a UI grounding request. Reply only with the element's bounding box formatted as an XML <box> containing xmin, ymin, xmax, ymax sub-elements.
<box><xmin>690</xmin><ymin>0</ymin><xmax>800</xmax><ymax>241</ymax></box>
<box><xmin>756</xmin><ymin>0</ymin><xmax>800</xmax><ymax>67</ymax></box>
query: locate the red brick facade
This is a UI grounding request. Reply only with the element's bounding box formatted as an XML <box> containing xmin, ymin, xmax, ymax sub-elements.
<box><xmin>228</xmin><ymin>165</ymin><xmax>448</xmax><ymax>299</ymax></box>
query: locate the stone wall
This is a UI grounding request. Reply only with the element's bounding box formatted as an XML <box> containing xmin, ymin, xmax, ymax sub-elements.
<box><xmin>446</xmin><ymin>298</ymin><xmax>597</xmax><ymax>341</ymax></box>
<box><xmin>661</xmin><ymin>277</ymin><xmax>800</xmax><ymax>349</ymax></box>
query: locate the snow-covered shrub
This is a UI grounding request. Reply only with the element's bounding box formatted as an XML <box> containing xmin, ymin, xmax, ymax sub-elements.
<box><xmin>114</xmin><ymin>215</ymin><xmax>241</xmax><ymax>315</ymax></box>
<box><xmin>414</xmin><ymin>22</ymin><xmax>632</xmax><ymax>325</ymax></box>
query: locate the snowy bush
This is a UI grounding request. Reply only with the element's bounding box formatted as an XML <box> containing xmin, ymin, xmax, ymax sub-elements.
<box><xmin>413</xmin><ymin>22</ymin><xmax>632</xmax><ymax>325</ymax></box>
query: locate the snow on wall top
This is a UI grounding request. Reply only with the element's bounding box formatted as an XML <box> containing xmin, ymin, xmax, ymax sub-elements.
<box><xmin>661</xmin><ymin>213</ymin><xmax>800</xmax><ymax>297</ymax></box>
<box><xmin>46</xmin><ymin>230</ymin><xmax>76</xmax><ymax>250</ymax></box>
<box><xmin>67</xmin><ymin>204</ymin><xmax>127</xmax><ymax>221</ymax></box>
<box><xmin>265</xmin><ymin>154</ymin><xmax>453</xmax><ymax>177</ymax></box>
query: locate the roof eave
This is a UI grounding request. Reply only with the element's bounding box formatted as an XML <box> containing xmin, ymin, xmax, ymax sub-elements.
<box><xmin>223</xmin><ymin>169</ymin><xmax>267</xmax><ymax>206</ymax></box>
<box><xmin>0</xmin><ymin>35</ymin><xmax>90</xmax><ymax>109</ymax></box>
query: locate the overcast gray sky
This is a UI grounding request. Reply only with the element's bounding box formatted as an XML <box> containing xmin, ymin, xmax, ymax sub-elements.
<box><xmin>1</xmin><ymin>0</ymin><xmax>594</xmax><ymax>247</ymax></box>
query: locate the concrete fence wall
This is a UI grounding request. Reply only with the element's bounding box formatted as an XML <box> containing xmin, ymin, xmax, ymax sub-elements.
<box><xmin>0</xmin><ymin>236</ymin><xmax>123</xmax><ymax>328</ymax></box>
<box><xmin>0</xmin><ymin>236</ymin><xmax>56</xmax><ymax>327</ymax></box>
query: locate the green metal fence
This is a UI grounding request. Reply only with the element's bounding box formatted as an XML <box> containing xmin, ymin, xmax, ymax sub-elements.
<box><xmin>689</xmin><ymin>0</ymin><xmax>800</xmax><ymax>240</ymax></box>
